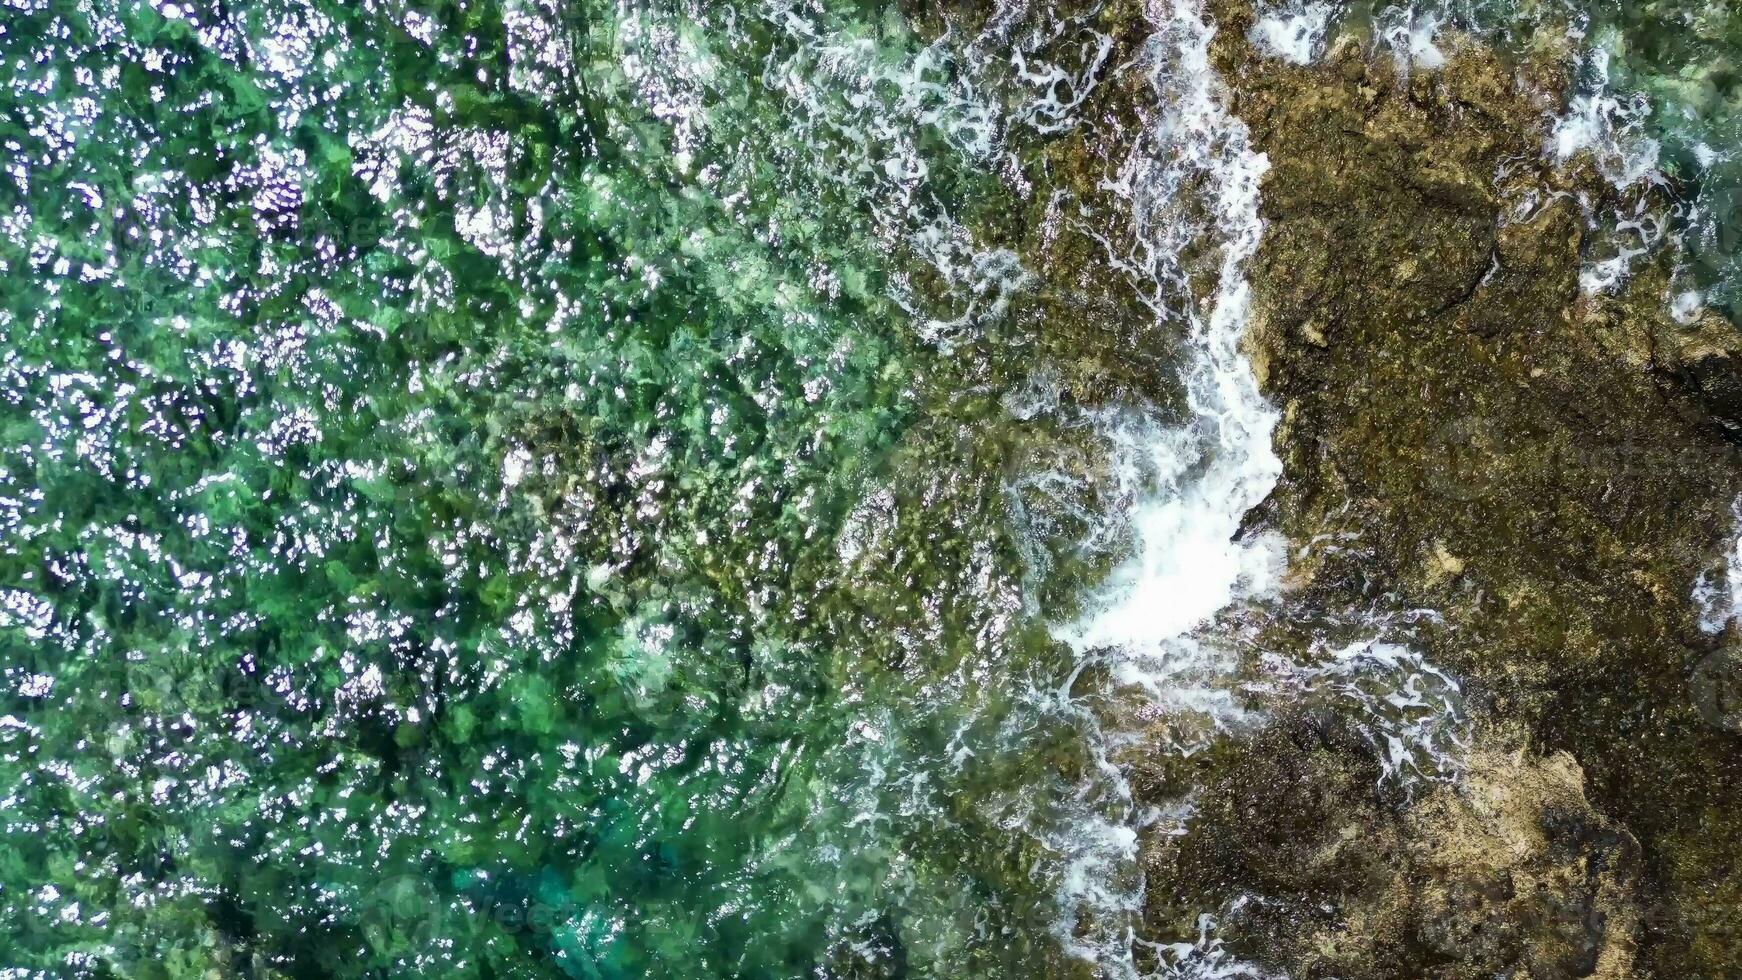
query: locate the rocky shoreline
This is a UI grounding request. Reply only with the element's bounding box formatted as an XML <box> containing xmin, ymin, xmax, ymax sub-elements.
<box><xmin>892</xmin><ymin>0</ymin><xmax>1742</xmax><ymax>972</ymax></box>
<box><xmin>1124</xmin><ymin>3</ymin><xmax>1742</xmax><ymax>975</ymax></box>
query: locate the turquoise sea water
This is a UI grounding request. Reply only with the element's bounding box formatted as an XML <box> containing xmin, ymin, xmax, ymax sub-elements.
<box><xmin>1</xmin><ymin>0</ymin><xmax>1736</xmax><ymax>977</ymax></box>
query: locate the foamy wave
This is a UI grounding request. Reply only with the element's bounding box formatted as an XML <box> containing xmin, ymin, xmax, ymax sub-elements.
<box><xmin>1695</xmin><ymin>497</ymin><xmax>1742</xmax><ymax>635</ymax></box>
<box><xmin>1543</xmin><ymin>43</ymin><xmax>1670</xmax><ymax>296</ymax></box>
<box><xmin>1148</xmin><ymin>899</ymin><xmax>1285</xmax><ymax>979</ymax></box>
<box><xmin>1373</xmin><ymin>4</ymin><xmax>1448</xmax><ymax>72</ymax></box>
<box><xmin>1038</xmin><ymin>0</ymin><xmax>1286</xmax><ymax>974</ymax></box>
<box><xmin>1058</xmin><ymin>0</ymin><xmax>1283</xmax><ymax>735</ymax></box>
<box><xmin>1248</xmin><ymin>1</ymin><xmax>1335</xmax><ymax>66</ymax></box>
<box><xmin>1550</xmin><ymin>47</ymin><xmax>1662</xmax><ymax>191</ymax></box>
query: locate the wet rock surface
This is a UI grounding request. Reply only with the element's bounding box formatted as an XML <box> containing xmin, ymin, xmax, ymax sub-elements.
<box><xmin>1121</xmin><ymin>2</ymin><xmax>1742</xmax><ymax>975</ymax></box>
<box><xmin>1140</xmin><ymin>717</ymin><xmax>1643</xmax><ymax>979</ymax></box>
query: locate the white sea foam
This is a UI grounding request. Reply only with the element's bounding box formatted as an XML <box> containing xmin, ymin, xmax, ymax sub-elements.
<box><xmin>1672</xmin><ymin>288</ymin><xmax>1705</xmax><ymax>325</ymax></box>
<box><xmin>1150</xmin><ymin>900</ymin><xmax>1285</xmax><ymax>978</ymax></box>
<box><xmin>755</xmin><ymin>0</ymin><xmax>1054</xmax><ymax>354</ymax></box>
<box><xmin>1057</xmin><ymin>0</ymin><xmax>1284</xmax><ymax>733</ymax></box>
<box><xmin>1540</xmin><ymin>44</ymin><xmax>1670</xmax><ymax>296</ymax></box>
<box><xmin>1549</xmin><ymin>48</ymin><xmax>1661</xmax><ymax>191</ymax></box>
<box><xmin>1374</xmin><ymin>5</ymin><xmax>1448</xmax><ymax>72</ymax></box>
<box><xmin>1010</xmin><ymin>23</ymin><xmax>1116</xmax><ymax>135</ymax></box>
<box><xmin>1578</xmin><ymin>196</ymin><xmax>1670</xmax><ymax>295</ymax></box>
<box><xmin>1037</xmin><ymin>1</ymin><xmax>1287</xmax><ymax>974</ymax></box>
<box><xmin>1265</xmin><ymin>638</ymin><xmax>1469</xmax><ymax>788</ymax></box>
<box><xmin>1248</xmin><ymin>1</ymin><xmax>1335</xmax><ymax>66</ymax></box>
<box><xmin>1694</xmin><ymin>498</ymin><xmax>1742</xmax><ymax>635</ymax></box>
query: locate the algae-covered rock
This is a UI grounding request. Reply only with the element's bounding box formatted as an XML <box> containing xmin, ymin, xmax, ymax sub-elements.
<box><xmin>1129</xmin><ymin>2</ymin><xmax>1742</xmax><ymax>974</ymax></box>
<box><xmin>1402</xmin><ymin>749</ymin><xmax>1643</xmax><ymax>980</ymax></box>
<box><xmin>1139</xmin><ymin>710</ymin><xmax>1643</xmax><ymax>979</ymax></box>
<box><xmin>1654</xmin><ymin>311</ymin><xmax>1742</xmax><ymax>436</ymax></box>
<box><xmin>901</xmin><ymin>3</ymin><xmax>1742</xmax><ymax>973</ymax></box>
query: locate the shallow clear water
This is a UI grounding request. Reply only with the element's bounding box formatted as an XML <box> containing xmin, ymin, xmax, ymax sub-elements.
<box><xmin>0</xmin><ymin>1</ymin><xmax>1734</xmax><ymax>978</ymax></box>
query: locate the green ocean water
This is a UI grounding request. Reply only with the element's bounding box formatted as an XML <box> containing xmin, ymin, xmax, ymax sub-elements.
<box><xmin>2</xmin><ymin>0</ymin><xmax>1738</xmax><ymax>977</ymax></box>
<box><xmin>0</xmin><ymin>2</ymin><xmax>1136</xmax><ymax>976</ymax></box>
